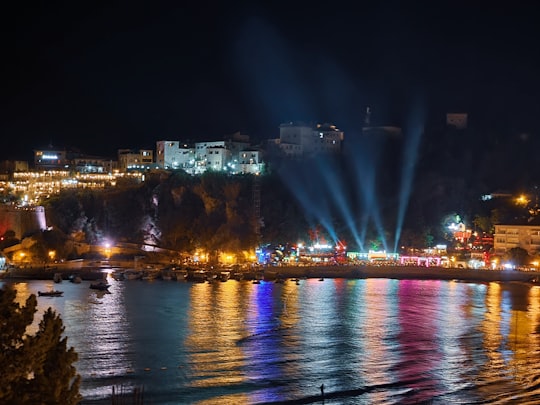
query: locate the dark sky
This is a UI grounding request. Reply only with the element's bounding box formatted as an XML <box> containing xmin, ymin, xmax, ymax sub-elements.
<box><xmin>3</xmin><ymin>1</ymin><xmax>540</xmax><ymax>160</ymax></box>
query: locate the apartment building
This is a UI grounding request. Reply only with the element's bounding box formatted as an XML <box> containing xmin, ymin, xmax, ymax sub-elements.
<box><xmin>493</xmin><ymin>222</ymin><xmax>540</xmax><ymax>256</ymax></box>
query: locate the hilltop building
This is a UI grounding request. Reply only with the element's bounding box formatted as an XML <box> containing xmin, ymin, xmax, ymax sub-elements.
<box><xmin>266</xmin><ymin>122</ymin><xmax>344</xmax><ymax>159</ymax></box>
<box><xmin>118</xmin><ymin>149</ymin><xmax>155</xmax><ymax>171</ymax></box>
<box><xmin>156</xmin><ymin>132</ymin><xmax>264</xmax><ymax>175</ymax></box>
<box><xmin>156</xmin><ymin>141</ymin><xmax>195</xmax><ymax>170</ymax></box>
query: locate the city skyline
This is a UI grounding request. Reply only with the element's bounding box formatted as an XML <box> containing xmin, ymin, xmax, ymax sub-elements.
<box><xmin>3</xmin><ymin>2</ymin><xmax>540</xmax><ymax>161</ymax></box>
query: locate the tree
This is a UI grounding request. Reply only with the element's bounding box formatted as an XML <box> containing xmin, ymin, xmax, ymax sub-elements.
<box><xmin>0</xmin><ymin>285</ymin><xmax>81</xmax><ymax>404</ymax></box>
<box><xmin>505</xmin><ymin>247</ymin><xmax>530</xmax><ymax>267</ymax></box>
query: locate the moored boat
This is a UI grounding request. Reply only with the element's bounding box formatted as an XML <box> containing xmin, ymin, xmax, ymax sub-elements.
<box><xmin>123</xmin><ymin>269</ymin><xmax>143</xmax><ymax>280</ymax></box>
<box><xmin>38</xmin><ymin>290</ymin><xmax>63</xmax><ymax>297</ymax></box>
<box><xmin>90</xmin><ymin>281</ymin><xmax>110</xmax><ymax>291</ymax></box>
<box><xmin>111</xmin><ymin>270</ymin><xmax>125</xmax><ymax>281</ymax></box>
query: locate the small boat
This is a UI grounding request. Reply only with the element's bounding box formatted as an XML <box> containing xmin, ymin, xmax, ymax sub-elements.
<box><xmin>69</xmin><ymin>275</ymin><xmax>82</xmax><ymax>284</ymax></box>
<box><xmin>90</xmin><ymin>281</ymin><xmax>110</xmax><ymax>291</ymax></box>
<box><xmin>318</xmin><ymin>277</ymin><xmax>324</xmax><ymax>281</ymax></box>
<box><xmin>142</xmin><ymin>271</ymin><xmax>159</xmax><ymax>281</ymax></box>
<box><xmin>123</xmin><ymin>269</ymin><xmax>142</xmax><ymax>280</ymax></box>
<box><xmin>111</xmin><ymin>270</ymin><xmax>125</xmax><ymax>281</ymax></box>
<box><xmin>252</xmin><ymin>279</ymin><xmax>261</xmax><ymax>284</ymax></box>
<box><xmin>53</xmin><ymin>273</ymin><xmax>63</xmax><ymax>283</ymax></box>
<box><xmin>38</xmin><ymin>290</ymin><xmax>63</xmax><ymax>297</ymax></box>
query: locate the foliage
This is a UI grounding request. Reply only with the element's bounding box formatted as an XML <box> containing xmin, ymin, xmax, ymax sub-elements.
<box><xmin>505</xmin><ymin>247</ymin><xmax>530</xmax><ymax>267</ymax></box>
<box><xmin>0</xmin><ymin>284</ymin><xmax>81</xmax><ymax>404</ymax></box>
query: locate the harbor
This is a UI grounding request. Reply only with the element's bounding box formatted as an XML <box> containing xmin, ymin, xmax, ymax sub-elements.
<box><xmin>3</xmin><ymin>261</ymin><xmax>540</xmax><ymax>285</ymax></box>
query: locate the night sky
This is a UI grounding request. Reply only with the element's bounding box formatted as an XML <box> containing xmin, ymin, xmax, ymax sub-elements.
<box><xmin>3</xmin><ymin>1</ymin><xmax>540</xmax><ymax>160</ymax></box>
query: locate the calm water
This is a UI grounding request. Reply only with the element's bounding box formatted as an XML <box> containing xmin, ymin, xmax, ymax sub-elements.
<box><xmin>3</xmin><ymin>276</ymin><xmax>540</xmax><ymax>404</ymax></box>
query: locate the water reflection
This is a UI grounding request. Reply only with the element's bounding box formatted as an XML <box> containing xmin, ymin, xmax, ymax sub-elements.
<box><xmin>5</xmin><ymin>278</ymin><xmax>540</xmax><ymax>404</ymax></box>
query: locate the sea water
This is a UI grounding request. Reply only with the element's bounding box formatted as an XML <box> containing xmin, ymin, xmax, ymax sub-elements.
<box><xmin>4</xmin><ymin>277</ymin><xmax>540</xmax><ymax>404</ymax></box>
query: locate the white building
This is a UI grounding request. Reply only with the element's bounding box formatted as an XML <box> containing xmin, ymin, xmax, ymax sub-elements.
<box><xmin>237</xmin><ymin>150</ymin><xmax>264</xmax><ymax>174</ymax></box>
<box><xmin>156</xmin><ymin>141</ymin><xmax>195</xmax><ymax>170</ymax></box>
<box><xmin>204</xmin><ymin>145</ymin><xmax>232</xmax><ymax>172</ymax></box>
<box><xmin>156</xmin><ymin>133</ymin><xmax>262</xmax><ymax>175</ymax></box>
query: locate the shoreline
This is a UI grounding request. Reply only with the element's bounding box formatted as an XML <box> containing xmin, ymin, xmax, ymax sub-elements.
<box><xmin>3</xmin><ymin>264</ymin><xmax>540</xmax><ymax>284</ymax></box>
<box><xmin>261</xmin><ymin>265</ymin><xmax>540</xmax><ymax>284</ymax></box>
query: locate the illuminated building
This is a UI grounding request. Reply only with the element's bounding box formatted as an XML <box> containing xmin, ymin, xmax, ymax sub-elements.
<box><xmin>494</xmin><ymin>222</ymin><xmax>540</xmax><ymax>257</ymax></box>
<box><xmin>237</xmin><ymin>150</ymin><xmax>264</xmax><ymax>175</ymax></box>
<box><xmin>156</xmin><ymin>141</ymin><xmax>195</xmax><ymax>170</ymax></box>
<box><xmin>34</xmin><ymin>148</ymin><xmax>69</xmax><ymax>170</ymax></box>
<box><xmin>117</xmin><ymin>149</ymin><xmax>155</xmax><ymax>171</ymax></box>
<box><xmin>270</xmin><ymin>121</ymin><xmax>344</xmax><ymax>158</ymax></box>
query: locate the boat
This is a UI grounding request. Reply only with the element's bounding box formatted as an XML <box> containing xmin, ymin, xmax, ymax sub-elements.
<box><xmin>53</xmin><ymin>272</ymin><xmax>63</xmax><ymax>283</ymax></box>
<box><xmin>38</xmin><ymin>290</ymin><xmax>63</xmax><ymax>297</ymax></box>
<box><xmin>252</xmin><ymin>279</ymin><xmax>261</xmax><ymax>284</ymax></box>
<box><xmin>123</xmin><ymin>269</ymin><xmax>142</xmax><ymax>280</ymax></box>
<box><xmin>90</xmin><ymin>281</ymin><xmax>110</xmax><ymax>291</ymax></box>
<box><xmin>111</xmin><ymin>270</ymin><xmax>125</xmax><ymax>281</ymax></box>
<box><xmin>219</xmin><ymin>271</ymin><xmax>231</xmax><ymax>282</ymax></box>
<box><xmin>173</xmin><ymin>269</ymin><xmax>188</xmax><ymax>281</ymax></box>
<box><xmin>69</xmin><ymin>275</ymin><xmax>82</xmax><ymax>283</ymax></box>
<box><xmin>142</xmin><ymin>271</ymin><xmax>159</xmax><ymax>281</ymax></box>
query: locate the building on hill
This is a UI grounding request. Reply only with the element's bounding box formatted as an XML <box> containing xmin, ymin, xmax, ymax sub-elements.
<box><xmin>266</xmin><ymin>122</ymin><xmax>344</xmax><ymax>159</ymax></box>
<box><xmin>156</xmin><ymin>132</ymin><xmax>263</xmax><ymax>175</ymax></box>
<box><xmin>118</xmin><ymin>149</ymin><xmax>155</xmax><ymax>171</ymax></box>
<box><xmin>34</xmin><ymin>148</ymin><xmax>69</xmax><ymax>171</ymax></box>
<box><xmin>156</xmin><ymin>141</ymin><xmax>195</xmax><ymax>170</ymax></box>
